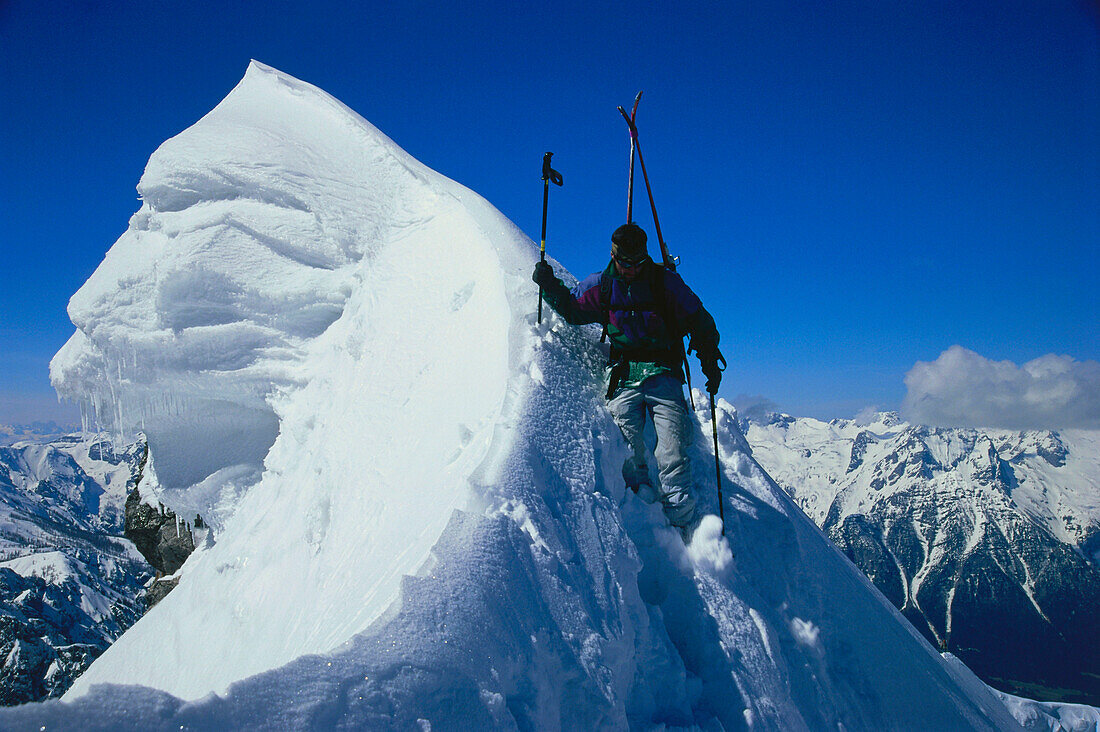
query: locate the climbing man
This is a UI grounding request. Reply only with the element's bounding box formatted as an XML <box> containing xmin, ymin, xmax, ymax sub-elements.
<box><xmin>532</xmin><ymin>222</ymin><xmax>723</xmax><ymax>542</ymax></box>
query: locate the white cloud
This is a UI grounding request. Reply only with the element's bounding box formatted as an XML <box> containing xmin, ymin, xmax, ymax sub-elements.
<box><xmin>731</xmin><ymin>394</ymin><xmax>781</xmax><ymax>421</ymax></box>
<box><xmin>903</xmin><ymin>346</ymin><xmax>1100</xmax><ymax>430</ymax></box>
<box><xmin>852</xmin><ymin>405</ymin><xmax>883</xmax><ymax>426</ymax></box>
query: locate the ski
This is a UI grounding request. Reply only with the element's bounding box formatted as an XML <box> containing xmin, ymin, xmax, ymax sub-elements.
<box><xmin>617</xmin><ymin>92</ymin><xmax>675</xmax><ymax>272</ymax></box>
<box><xmin>619</xmin><ymin>92</ymin><xmax>642</xmax><ymax>224</ymax></box>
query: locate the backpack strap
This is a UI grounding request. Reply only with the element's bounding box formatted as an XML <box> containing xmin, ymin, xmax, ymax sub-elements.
<box><xmin>598</xmin><ymin>265</ymin><xmax>613</xmax><ymax>344</ymax></box>
<box><xmin>650</xmin><ymin>264</ymin><xmax>671</xmax><ymax>333</ymax></box>
<box><xmin>600</xmin><ymin>261</ymin><xmax>675</xmax><ymax>346</ymax></box>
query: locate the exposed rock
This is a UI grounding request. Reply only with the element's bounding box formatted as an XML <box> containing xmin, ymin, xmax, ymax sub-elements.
<box><xmin>144</xmin><ymin>577</ymin><xmax>180</xmax><ymax>609</ymax></box>
<box><xmin>847</xmin><ymin>430</ymin><xmax>874</xmax><ymax>473</ymax></box>
<box><xmin>124</xmin><ymin>489</ymin><xmax>196</xmax><ymax>577</ymax></box>
<box><xmin>123</xmin><ymin>447</ymin><xmax>198</xmax><ymax>605</ymax></box>
<box><xmin>1035</xmin><ymin>433</ymin><xmax>1069</xmax><ymax>468</ymax></box>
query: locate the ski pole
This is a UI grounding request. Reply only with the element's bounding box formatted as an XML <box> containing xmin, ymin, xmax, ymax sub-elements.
<box><xmin>711</xmin><ymin>393</ymin><xmax>726</xmax><ymax>536</ymax></box>
<box><xmin>634</xmin><ymin>133</ymin><xmax>670</xmax><ymax>270</ymax></box>
<box><xmin>538</xmin><ymin>152</ymin><xmax>563</xmax><ymax>324</ymax></box>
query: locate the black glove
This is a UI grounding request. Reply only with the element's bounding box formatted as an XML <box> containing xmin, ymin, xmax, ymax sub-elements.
<box><xmin>532</xmin><ymin>260</ymin><xmax>557</xmax><ymax>289</ymax></box>
<box><xmin>700</xmin><ymin>353</ymin><xmax>723</xmax><ymax>395</ymax></box>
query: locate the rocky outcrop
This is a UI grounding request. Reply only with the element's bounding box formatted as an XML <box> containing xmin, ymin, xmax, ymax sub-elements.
<box><xmin>847</xmin><ymin>430</ymin><xmax>874</xmax><ymax>473</ymax></box>
<box><xmin>122</xmin><ymin>449</ymin><xmax>198</xmax><ymax>608</ymax></box>
<box><xmin>124</xmin><ymin>490</ymin><xmax>195</xmax><ymax>577</ymax></box>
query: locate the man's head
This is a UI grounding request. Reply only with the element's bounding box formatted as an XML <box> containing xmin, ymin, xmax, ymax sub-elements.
<box><xmin>611</xmin><ymin>223</ymin><xmax>649</xmax><ymax>279</ymax></box>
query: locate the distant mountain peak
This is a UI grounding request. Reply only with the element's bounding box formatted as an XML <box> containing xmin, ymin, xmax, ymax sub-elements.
<box><xmin>745</xmin><ymin>413</ymin><xmax>1100</xmax><ymax>704</ymax></box>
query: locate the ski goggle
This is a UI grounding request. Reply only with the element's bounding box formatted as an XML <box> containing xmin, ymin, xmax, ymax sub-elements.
<box><xmin>614</xmin><ymin>254</ymin><xmax>648</xmax><ymax>269</ymax></box>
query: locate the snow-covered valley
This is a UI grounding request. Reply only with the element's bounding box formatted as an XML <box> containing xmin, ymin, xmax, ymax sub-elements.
<box><xmin>0</xmin><ymin>434</ymin><xmax>150</xmax><ymax>704</ymax></box>
<box><xmin>1</xmin><ymin>62</ymin><xmax>1094</xmax><ymax>730</ymax></box>
<box><xmin>743</xmin><ymin>411</ymin><xmax>1100</xmax><ymax>706</ymax></box>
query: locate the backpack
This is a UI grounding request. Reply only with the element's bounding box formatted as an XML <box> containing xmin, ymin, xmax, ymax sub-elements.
<box><xmin>598</xmin><ymin>262</ymin><xmax>697</xmax><ymax>401</ymax></box>
<box><xmin>598</xmin><ymin>262</ymin><xmax>672</xmax><ymax>346</ymax></box>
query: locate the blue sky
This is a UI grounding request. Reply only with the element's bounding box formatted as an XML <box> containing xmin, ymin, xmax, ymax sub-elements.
<box><xmin>1</xmin><ymin>0</ymin><xmax>1098</xmax><ymax>425</ymax></box>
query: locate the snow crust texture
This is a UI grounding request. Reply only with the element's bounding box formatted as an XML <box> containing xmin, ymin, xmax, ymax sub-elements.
<box><xmin>3</xmin><ymin>62</ymin><xmax>1036</xmax><ymax>730</ymax></box>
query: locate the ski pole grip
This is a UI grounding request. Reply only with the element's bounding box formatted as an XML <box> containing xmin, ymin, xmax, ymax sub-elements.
<box><xmin>542</xmin><ymin>152</ymin><xmax>563</xmax><ymax>186</ymax></box>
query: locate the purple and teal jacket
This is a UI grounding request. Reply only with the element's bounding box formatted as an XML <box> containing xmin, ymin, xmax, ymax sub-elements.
<box><xmin>541</xmin><ymin>260</ymin><xmax>720</xmax><ymax>382</ymax></box>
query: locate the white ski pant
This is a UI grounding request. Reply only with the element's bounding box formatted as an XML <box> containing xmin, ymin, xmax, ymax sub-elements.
<box><xmin>607</xmin><ymin>373</ymin><xmax>697</xmax><ymax>529</ymax></box>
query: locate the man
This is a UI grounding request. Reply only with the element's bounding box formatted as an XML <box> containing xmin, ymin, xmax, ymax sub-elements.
<box><xmin>532</xmin><ymin>222</ymin><xmax>722</xmax><ymax>542</ymax></box>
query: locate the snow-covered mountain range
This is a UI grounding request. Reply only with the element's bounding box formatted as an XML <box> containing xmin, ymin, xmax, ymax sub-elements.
<box><xmin>0</xmin><ymin>423</ymin><xmax>79</xmax><ymax>447</ymax></box>
<box><xmin>0</xmin><ymin>62</ymin><xmax>1091</xmax><ymax>729</ymax></box>
<box><xmin>0</xmin><ymin>434</ymin><xmax>151</xmax><ymax>704</ymax></box>
<box><xmin>743</xmin><ymin>411</ymin><xmax>1100</xmax><ymax>705</ymax></box>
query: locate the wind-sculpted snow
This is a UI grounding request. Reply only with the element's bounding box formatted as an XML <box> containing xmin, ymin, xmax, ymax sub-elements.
<box><xmin>50</xmin><ymin>60</ymin><xmax>518</xmax><ymax>700</ymax></box>
<box><xmin>6</xmin><ymin>62</ymin><xmax>1030</xmax><ymax>729</ymax></box>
